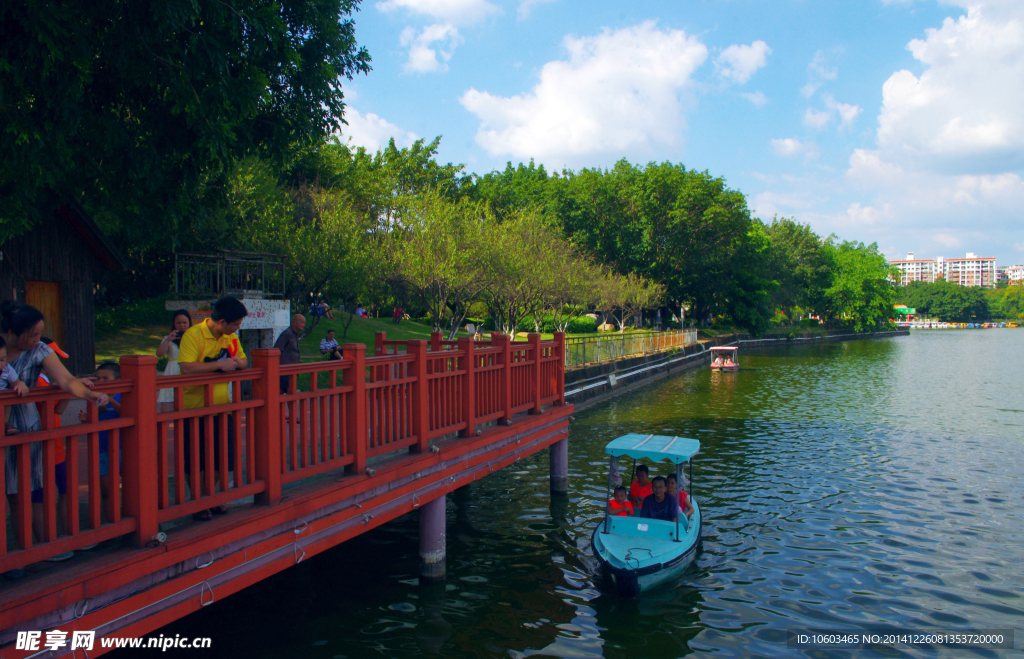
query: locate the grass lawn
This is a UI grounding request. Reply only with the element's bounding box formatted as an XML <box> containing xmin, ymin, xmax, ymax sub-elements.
<box><xmin>95</xmin><ymin>325</ymin><xmax>169</xmax><ymax>364</ymax></box>
<box><xmin>300</xmin><ymin>314</ymin><xmax>439</xmax><ymax>359</ymax></box>
<box><xmin>94</xmin><ymin>314</ymin><xmax>444</xmax><ymax>362</ymax></box>
<box><xmin>93</xmin><ymin>310</ymin><xmax>677</xmax><ymax>365</ymax></box>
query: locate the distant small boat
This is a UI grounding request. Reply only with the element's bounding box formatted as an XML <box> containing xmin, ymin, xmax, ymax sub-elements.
<box><xmin>710</xmin><ymin>346</ymin><xmax>739</xmax><ymax>371</ymax></box>
<box><xmin>591</xmin><ymin>434</ymin><xmax>702</xmax><ymax>597</ymax></box>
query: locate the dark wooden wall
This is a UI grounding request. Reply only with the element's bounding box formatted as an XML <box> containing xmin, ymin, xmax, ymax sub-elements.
<box><xmin>0</xmin><ymin>216</ymin><xmax>101</xmax><ymax>375</ymax></box>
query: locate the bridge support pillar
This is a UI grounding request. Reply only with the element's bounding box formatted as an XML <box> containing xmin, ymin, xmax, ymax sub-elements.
<box><xmin>419</xmin><ymin>495</ymin><xmax>447</xmax><ymax>583</ymax></box>
<box><xmin>549</xmin><ymin>435</ymin><xmax>569</xmax><ymax>494</ymax></box>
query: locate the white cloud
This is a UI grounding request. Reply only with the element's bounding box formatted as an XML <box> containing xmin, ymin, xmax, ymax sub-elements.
<box><xmin>877</xmin><ymin>1</ymin><xmax>1024</xmax><ymax>172</ymax></box>
<box><xmin>716</xmin><ymin>40</ymin><xmax>771</xmax><ymax>84</ymax></box>
<box><xmin>846</xmin><ymin>149</ymin><xmax>904</xmax><ymax>187</ymax></box>
<box><xmin>400</xmin><ymin>23</ymin><xmax>461</xmax><ymax>72</ymax></box>
<box><xmin>803</xmin><ymin>94</ymin><xmax>862</xmax><ymax>131</ymax></box>
<box><xmin>518</xmin><ymin>0</ymin><xmax>556</xmax><ymax>19</ymax></box>
<box><xmin>774</xmin><ymin>0</ymin><xmax>1024</xmax><ymax>259</ymax></box>
<box><xmin>339</xmin><ymin>107</ymin><xmax>420</xmax><ymax>152</ymax></box>
<box><xmin>825</xmin><ymin>94</ymin><xmax>862</xmax><ymax>130</ymax></box>
<box><xmin>753</xmin><ymin>190</ymin><xmax>821</xmax><ymax>217</ymax></box>
<box><xmin>740</xmin><ymin>91</ymin><xmax>769</xmax><ymax>107</ymax></box>
<box><xmin>801</xmin><ymin>50</ymin><xmax>839</xmax><ymax>98</ymax></box>
<box><xmin>803</xmin><ymin>107</ymin><xmax>831</xmax><ymax>129</ymax></box>
<box><xmin>846</xmin><ymin>202</ymin><xmax>890</xmax><ymax>226</ymax></box>
<box><xmin>771</xmin><ymin>138</ymin><xmax>818</xmax><ymax>159</ymax></box>
<box><xmin>459</xmin><ymin>21</ymin><xmax>708</xmax><ymax>164</ymax></box>
<box><xmin>376</xmin><ymin>0</ymin><xmax>498</xmax><ymax>24</ymax></box>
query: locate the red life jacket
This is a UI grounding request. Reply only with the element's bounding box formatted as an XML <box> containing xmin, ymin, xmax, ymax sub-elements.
<box><xmin>608</xmin><ymin>499</ymin><xmax>634</xmax><ymax>516</ymax></box>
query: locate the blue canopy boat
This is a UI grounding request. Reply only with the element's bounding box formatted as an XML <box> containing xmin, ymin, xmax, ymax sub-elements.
<box><xmin>591</xmin><ymin>433</ymin><xmax>701</xmax><ymax>597</ymax></box>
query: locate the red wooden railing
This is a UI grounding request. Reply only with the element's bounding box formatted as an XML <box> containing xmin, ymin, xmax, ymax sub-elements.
<box><xmin>0</xmin><ymin>333</ymin><xmax>565</xmax><ymax>572</ymax></box>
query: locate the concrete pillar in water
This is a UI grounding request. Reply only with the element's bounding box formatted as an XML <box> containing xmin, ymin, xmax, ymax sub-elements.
<box><xmin>419</xmin><ymin>495</ymin><xmax>447</xmax><ymax>582</ymax></box>
<box><xmin>550</xmin><ymin>436</ymin><xmax>569</xmax><ymax>494</ymax></box>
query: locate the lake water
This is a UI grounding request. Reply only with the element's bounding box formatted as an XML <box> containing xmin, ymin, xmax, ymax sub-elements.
<box><xmin>156</xmin><ymin>331</ymin><xmax>1024</xmax><ymax>658</ymax></box>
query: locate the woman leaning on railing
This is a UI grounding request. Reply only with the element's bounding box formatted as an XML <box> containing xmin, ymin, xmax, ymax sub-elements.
<box><xmin>2</xmin><ymin>301</ymin><xmax>109</xmax><ymax>576</ymax></box>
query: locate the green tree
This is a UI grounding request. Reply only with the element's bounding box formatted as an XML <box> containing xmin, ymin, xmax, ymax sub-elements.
<box><xmin>605</xmin><ymin>273</ymin><xmax>665</xmax><ymax>332</ymax></box>
<box><xmin>555</xmin><ymin>160</ymin><xmax>773</xmax><ymax>332</ymax></box>
<box><xmin>392</xmin><ymin>192</ymin><xmax>489</xmax><ymax>336</ymax></box>
<box><xmin>542</xmin><ymin>253</ymin><xmax>603</xmax><ymax>333</ymax></box>
<box><xmin>225</xmin><ymin>157</ymin><xmax>374</xmax><ymax>337</ymax></box>
<box><xmin>467</xmin><ymin>160</ymin><xmax>556</xmax><ymax>223</ymax></box>
<box><xmin>984</xmin><ymin>285</ymin><xmax>1024</xmax><ymax>319</ymax></box>
<box><xmin>1</xmin><ymin>0</ymin><xmax>371</xmax><ymax>298</ymax></box>
<box><xmin>821</xmin><ymin>240</ymin><xmax>896</xmax><ymax>330</ymax></box>
<box><xmin>764</xmin><ymin>217</ymin><xmax>832</xmax><ymax>319</ymax></box>
<box><xmin>480</xmin><ymin>212</ymin><xmax>565</xmax><ymax>336</ymax></box>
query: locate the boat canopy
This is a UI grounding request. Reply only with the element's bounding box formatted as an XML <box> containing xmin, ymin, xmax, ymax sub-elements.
<box><xmin>604</xmin><ymin>433</ymin><xmax>700</xmax><ymax>464</ymax></box>
<box><xmin>710</xmin><ymin>346</ymin><xmax>737</xmax><ymax>352</ymax></box>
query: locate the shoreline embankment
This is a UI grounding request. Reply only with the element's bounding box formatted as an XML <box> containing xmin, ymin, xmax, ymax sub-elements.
<box><xmin>565</xmin><ymin>329</ymin><xmax>909</xmax><ymax>411</ymax></box>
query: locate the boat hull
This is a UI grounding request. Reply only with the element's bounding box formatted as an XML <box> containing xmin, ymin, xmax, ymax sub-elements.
<box><xmin>592</xmin><ymin>503</ymin><xmax>702</xmax><ymax>597</ymax></box>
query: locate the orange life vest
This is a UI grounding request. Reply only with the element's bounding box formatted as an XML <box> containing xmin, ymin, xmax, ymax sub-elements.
<box><xmin>608</xmin><ymin>499</ymin><xmax>634</xmax><ymax>516</ymax></box>
<box><xmin>629</xmin><ymin>480</ymin><xmax>652</xmax><ymax>503</ymax></box>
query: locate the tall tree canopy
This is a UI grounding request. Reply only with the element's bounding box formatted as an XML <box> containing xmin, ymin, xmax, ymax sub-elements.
<box><xmin>0</xmin><ymin>0</ymin><xmax>371</xmax><ymax>249</ymax></box>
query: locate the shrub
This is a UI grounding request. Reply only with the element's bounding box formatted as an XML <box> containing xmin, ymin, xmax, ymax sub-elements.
<box><xmin>566</xmin><ymin>315</ymin><xmax>597</xmax><ymax>333</ymax></box>
<box><xmin>799</xmin><ymin>318</ymin><xmax>819</xmax><ymax>328</ymax></box>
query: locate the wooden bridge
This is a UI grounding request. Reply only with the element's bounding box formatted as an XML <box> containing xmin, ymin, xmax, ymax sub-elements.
<box><xmin>0</xmin><ymin>332</ymin><xmax>572</xmax><ymax>657</ymax></box>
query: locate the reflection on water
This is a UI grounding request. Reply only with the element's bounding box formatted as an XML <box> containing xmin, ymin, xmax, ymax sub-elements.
<box><xmin>153</xmin><ymin>332</ymin><xmax>1024</xmax><ymax>658</ymax></box>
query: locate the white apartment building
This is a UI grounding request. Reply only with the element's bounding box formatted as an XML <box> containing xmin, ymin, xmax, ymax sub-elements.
<box><xmin>944</xmin><ymin>253</ymin><xmax>997</xmax><ymax>287</ymax></box>
<box><xmin>889</xmin><ymin>253</ymin><xmax>938</xmax><ymax>286</ymax></box>
<box><xmin>889</xmin><ymin>252</ymin><xmax>998</xmax><ymax>288</ymax></box>
<box><xmin>1007</xmin><ymin>265</ymin><xmax>1024</xmax><ymax>286</ymax></box>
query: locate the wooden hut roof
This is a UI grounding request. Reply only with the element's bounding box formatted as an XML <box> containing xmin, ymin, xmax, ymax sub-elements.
<box><xmin>54</xmin><ymin>203</ymin><xmax>129</xmax><ymax>272</ymax></box>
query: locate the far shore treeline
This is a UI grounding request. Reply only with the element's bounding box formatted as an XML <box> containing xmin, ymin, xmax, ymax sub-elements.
<box><xmin>896</xmin><ymin>281</ymin><xmax>1023</xmax><ymax>323</ymax></box>
<box><xmin>1</xmin><ymin>0</ymin><xmax>896</xmax><ymax>337</ymax></box>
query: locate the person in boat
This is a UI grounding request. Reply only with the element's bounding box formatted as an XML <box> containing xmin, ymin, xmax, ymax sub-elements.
<box><xmin>640</xmin><ymin>476</ymin><xmax>677</xmax><ymax>522</ymax></box>
<box><xmin>607</xmin><ymin>486</ymin><xmax>634</xmax><ymax>517</ymax></box>
<box><xmin>723</xmin><ymin>355</ymin><xmax>735</xmax><ymax>367</ymax></box>
<box><xmin>665</xmin><ymin>473</ymin><xmax>695</xmax><ymax>520</ymax></box>
<box><xmin>713</xmin><ymin>354</ymin><xmax>724</xmax><ymax>366</ymax></box>
<box><xmin>629</xmin><ymin>465</ymin><xmax>652</xmax><ymax>511</ymax></box>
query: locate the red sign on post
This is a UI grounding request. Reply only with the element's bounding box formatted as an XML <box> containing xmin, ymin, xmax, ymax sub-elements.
<box><xmin>190</xmin><ymin>311</ymin><xmax>212</xmax><ymax>325</ymax></box>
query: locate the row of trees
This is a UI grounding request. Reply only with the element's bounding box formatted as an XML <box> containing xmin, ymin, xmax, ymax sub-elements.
<box><xmin>897</xmin><ymin>281</ymin><xmax>1024</xmax><ymax>322</ymax></box>
<box><xmin>221</xmin><ymin>153</ymin><xmax>666</xmax><ymax>337</ymax></box>
<box><xmin>215</xmin><ymin>139</ymin><xmax>895</xmax><ymax>336</ymax></box>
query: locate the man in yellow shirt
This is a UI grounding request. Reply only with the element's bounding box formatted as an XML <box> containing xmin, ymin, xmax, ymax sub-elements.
<box><xmin>178</xmin><ymin>297</ymin><xmax>248</xmax><ymax>521</ymax></box>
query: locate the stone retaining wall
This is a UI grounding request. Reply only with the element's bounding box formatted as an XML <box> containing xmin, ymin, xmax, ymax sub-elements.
<box><xmin>564</xmin><ymin>329</ymin><xmax>908</xmax><ymax>411</ymax></box>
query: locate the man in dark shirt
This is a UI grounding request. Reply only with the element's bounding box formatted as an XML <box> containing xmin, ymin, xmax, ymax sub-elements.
<box><xmin>640</xmin><ymin>476</ymin><xmax>678</xmax><ymax>522</ymax></box>
<box><xmin>274</xmin><ymin>314</ymin><xmax>305</xmax><ymax>393</ymax></box>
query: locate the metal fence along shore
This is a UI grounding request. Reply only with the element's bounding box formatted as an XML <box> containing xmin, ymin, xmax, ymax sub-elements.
<box><xmin>563</xmin><ymin>329</ymin><xmax>698</xmax><ymax>368</ymax></box>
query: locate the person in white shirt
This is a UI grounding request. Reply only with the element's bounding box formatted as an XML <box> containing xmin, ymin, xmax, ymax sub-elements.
<box><xmin>320</xmin><ymin>329</ymin><xmax>341</xmax><ymax>360</ymax></box>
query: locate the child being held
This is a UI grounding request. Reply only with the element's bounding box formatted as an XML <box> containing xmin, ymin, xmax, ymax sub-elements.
<box><xmin>607</xmin><ymin>485</ymin><xmax>634</xmax><ymax>517</ymax></box>
<box><xmin>0</xmin><ymin>336</ymin><xmax>30</xmax><ymax>434</ymax></box>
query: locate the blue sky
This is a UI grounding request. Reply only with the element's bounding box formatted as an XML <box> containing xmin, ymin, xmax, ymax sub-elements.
<box><xmin>339</xmin><ymin>0</ymin><xmax>1024</xmax><ymax>265</ymax></box>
